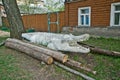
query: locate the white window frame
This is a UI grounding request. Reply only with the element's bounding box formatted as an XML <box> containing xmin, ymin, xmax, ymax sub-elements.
<box><xmin>78</xmin><ymin>7</ymin><xmax>91</xmax><ymax>26</ymax></box>
<box><xmin>110</xmin><ymin>2</ymin><xmax>120</xmax><ymax>26</ymax></box>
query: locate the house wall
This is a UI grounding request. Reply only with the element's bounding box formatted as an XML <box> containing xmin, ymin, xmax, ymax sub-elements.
<box><xmin>65</xmin><ymin>0</ymin><xmax>120</xmax><ymax>27</ymax></box>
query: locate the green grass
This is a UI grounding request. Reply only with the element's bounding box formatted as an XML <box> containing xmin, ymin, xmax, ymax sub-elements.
<box><xmin>0</xmin><ymin>37</ymin><xmax>8</xmax><ymax>42</ymax></box>
<box><xmin>73</xmin><ymin>55</ymin><xmax>79</xmax><ymax>61</ymax></box>
<box><xmin>83</xmin><ymin>37</ymin><xmax>120</xmax><ymax>80</ymax></box>
<box><xmin>0</xmin><ymin>37</ymin><xmax>32</xmax><ymax>80</ymax></box>
<box><xmin>84</xmin><ymin>37</ymin><xmax>120</xmax><ymax>51</ymax></box>
<box><xmin>0</xmin><ymin>47</ymin><xmax>32</xmax><ymax>80</ymax></box>
<box><xmin>55</xmin><ymin>37</ymin><xmax>120</xmax><ymax>80</ymax></box>
<box><xmin>0</xmin><ymin>37</ymin><xmax>120</xmax><ymax>80</ymax></box>
<box><xmin>54</xmin><ymin>65</ymin><xmax>83</xmax><ymax>80</ymax></box>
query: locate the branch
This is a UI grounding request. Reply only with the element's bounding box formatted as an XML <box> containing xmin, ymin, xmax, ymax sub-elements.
<box><xmin>78</xmin><ymin>42</ymin><xmax>120</xmax><ymax>57</ymax></box>
<box><xmin>54</xmin><ymin>61</ymin><xmax>95</xmax><ymax>80</ymax></box>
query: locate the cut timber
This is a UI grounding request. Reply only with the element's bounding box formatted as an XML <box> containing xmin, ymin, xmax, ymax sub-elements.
<box><xmin>5</xmin><ymin>38</ymin><xmax>68</xmax><ymax>63</ymax></box>
<box><xmin>65</xmin><ymin>59</ymin><xmax>96</xmax><ymax>75</ymax></box>
<box><xmin>54</xmin><ymin>61</ymin><xmax>95</xmax><ymax>80</ymax></box>
<box><xmin>78</xmin><ymin>42</ymin><xmax>120</xmax><ymax>57</ymax></box>
<box><xmin>5</xmin><ymin>39</ymin><xmax>53</xmax><ymax>64</ymax></box>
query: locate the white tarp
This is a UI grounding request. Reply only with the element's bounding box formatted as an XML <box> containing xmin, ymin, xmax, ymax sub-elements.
<box><xmin>22</xmin><ymin>32</ymin><xmax>90</xmax><ymax>53</ymax></box>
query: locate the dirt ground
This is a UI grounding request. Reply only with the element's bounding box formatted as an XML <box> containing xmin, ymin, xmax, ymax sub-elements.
<box><xmin>0</xmin><ymin>31</ymin><xmax>91</xmax><ymax>80</ymax></box>
<box><xmin>0</xmin><ymin>31</ymin><xmax>83</xmax><ymax>80</ymax></box>
<box><xmin>1</xmin><ymin>31</ymin><xmax>120</xmax><ymax>80</ymax></box>
<box><xmin>4</xmin><ymin>48</ymin><xmax>83</xmax><ymax>80</ymax></box>
<box><xmin>0</xmin><ymin>30</ymin><xmax>10</xmax><ymax>37</ymax></box>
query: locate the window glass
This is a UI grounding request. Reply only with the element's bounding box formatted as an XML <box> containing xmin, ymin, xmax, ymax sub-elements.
<box><xmin>81</xmin><ymin>15</ymin><xmax>84</xmax><ymax>25</ymax></box>
<box><xmin>86</xmin><ymin>15</ymin><xmax>89</xmax><ymax>25</ymax></box>
<box><xmin>81</xmin><ymin>9</ymin><xmax>89</xmax><ymax>14</ymax></box>
<box><xmin>114</xmin><ymin>13</ymin><xmax>120</xmax><ymax>25</ymax></box>
<box><xmin>79</xmin><ymin>7</ymin><xmax>90</xmax><ymax>26</ymax></box>
<box><xmin>115</xmin><ymin>5</ymin><xmax>120</xmax><ymax>11</ymax></box>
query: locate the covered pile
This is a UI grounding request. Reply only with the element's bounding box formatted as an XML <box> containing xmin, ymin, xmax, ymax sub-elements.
<box><xmin>22</xmin><ymin>32</ymin><xmax>90</xmax><ymax>53</ymax></box>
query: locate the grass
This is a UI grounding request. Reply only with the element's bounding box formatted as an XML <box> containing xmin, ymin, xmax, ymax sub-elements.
<box><xmin>81</xmin><ymin>37</ymin><xmax>120</xmax><ymax>80</ymax></box>
<box><xmin>0</xmin><ymin>37</ymin><xmax>8</xmax><ymax>42</ymax></box>
<box><xmin>84</xmin><ymin>37</ymin><xmax>120</xmax><ymax>51</ymax></box>
<box><xmin>0</xmin><ymin>37</ymin><xmax>32</xmax><ymax>80</ymax></box>
<box><xmin>54</xmin><ymin>65</ymin><xmax>83</xmax><ymax>80</ymax></box>
<box><xmin>54</xmin><ymin>37</ymin><xmax>120</xmax><ymax>80</ymax></box>
<box><xmin>0</xmin><ymin>36</ymin><xmax>120</xmax><ymax>80</ymax></box>
<box><xmin>0</xmin><ymin>47</ymin><xmax>32</xmax><ymax>80</ymax></box>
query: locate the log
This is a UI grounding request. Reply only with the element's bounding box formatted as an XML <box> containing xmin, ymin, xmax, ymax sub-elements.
<box><xmin>65</xmin><ymin>59</ymin><xmax>96</xmax><ymax>74</ymax></box>
<box><xmin>78</xmin><ymin>42</ymin><xmax>120</xmax><ymax>57</ymax></box>
<box><xmin>5</xmin><ymin>39</ymin><xmax>53</xmax><ymax>64</ymax></box>
<box><xmin>5</xmin><ymin>38</ymin><xmax>68</xmax><ymax>63</ymax></box>
<box><xmin>54</xmin><ymin>61</ymin><xmax>95</xmax><ymax>80</ymax></box>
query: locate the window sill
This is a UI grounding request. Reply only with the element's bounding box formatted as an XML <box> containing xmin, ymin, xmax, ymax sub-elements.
<box><xmin>77</xmin><ymin>26</ymin><xmax>90</xmax><ymax>28</ymax></box>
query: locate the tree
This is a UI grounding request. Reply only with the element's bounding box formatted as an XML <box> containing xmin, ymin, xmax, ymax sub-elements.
<box><xmin>18</xmin><ymin>0</ymin><xmax>34</xmax><ymax>14</ymax></box>
<box><xmin>2</xmin><ymin>0</ymin><xmax>25</xmax><ymax>39</ymax></box>
<box><xmin>45</xmin><ymin>0</ymin><xmax>64</xmax><ymax>12</ymax></box>
<box><xmin>18</xmin><ymin>0</ymin><xmax>65</xmax><ymax>14</ymax></box>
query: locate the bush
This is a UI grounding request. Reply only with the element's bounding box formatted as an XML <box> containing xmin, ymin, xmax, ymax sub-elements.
<box><xmin>26</xmin><ymin>28</ymin><xmax>35</xmax><ymax>33</ymax></box>
<box><xmin>0</xmin><ymin>26</ymin><xmax>10</xmax><ymax>32</ymax></box>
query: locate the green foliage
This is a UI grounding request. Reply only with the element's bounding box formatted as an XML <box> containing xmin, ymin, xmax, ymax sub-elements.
<box><xmin>45</xmin><ymin>0</ymin><xmax>65</xmax><ymax>12</ymax></box>
<box><xmin>26</xmin><ymin>28</ymin><xmax>35</xmax><ymax>33</ymax></box>
<box><xmin>18</xmin><ymin>0</ymin><xmax>65</xmax><ymax>14</ymax></box>
<box><xmin>0</xmin><ymin>26</ymin><xmax>10</xmax><ymax>32</ymax></box>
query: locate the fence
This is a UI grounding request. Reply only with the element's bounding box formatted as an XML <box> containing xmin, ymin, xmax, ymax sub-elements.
<box><xmin>2</xmin><ymin>11</ymin><xmax>65</xmax><ymax>32</ymax></box>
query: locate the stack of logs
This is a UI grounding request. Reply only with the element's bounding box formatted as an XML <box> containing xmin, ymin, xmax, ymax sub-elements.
<box><xmin>5</xmin><ymin>38</ymin><xmax>120</xmax><ymax>80</ymax></box>
<box><xmin>5</xmin><ymin>38</ymin><xmax>96</xmax><ymax>80</ymax></box>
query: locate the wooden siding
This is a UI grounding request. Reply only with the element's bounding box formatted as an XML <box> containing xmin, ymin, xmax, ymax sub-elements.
<box><xmin>65</xmin><ymin>0</ymin><xmax>120</xmax><ymax>27</ymax></box>
<box><xmin>2</xmin><ymin>0</ymin><xmax>120</xmax><ymax>31</ymax></box>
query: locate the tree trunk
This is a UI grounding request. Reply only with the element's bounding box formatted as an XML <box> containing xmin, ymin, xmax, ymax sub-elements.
<box><xmin>2</xmin><ymin>0</ymin><xmax>25</xmax><ymax>39</ymax></box>
<box><xmin>5</xmin><ymin>38</ymin><xmax>68</xmax><ymax>63</ymax></box>
<box><xmin>5</xmin><ymin>39</ymin><xmax>53</xmax><ymax>64</ymax></box>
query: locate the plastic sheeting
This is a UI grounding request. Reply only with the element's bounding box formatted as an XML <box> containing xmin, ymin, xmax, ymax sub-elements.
<box><xmin>22</xmin><ymin>32</ymin><xmax>90</xmax><ymax>53</ymax></box>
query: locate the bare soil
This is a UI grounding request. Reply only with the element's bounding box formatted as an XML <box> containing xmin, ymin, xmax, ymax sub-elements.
<box><xmin>0</xmin><ymin>30</ymin><xmax>10</xmax><ymax>37</ymax></box>
<box><xmin>1</xmin><ymin>35</ymin><xmax>120</xmax><ymax>80</ymax></box>
<box><xmin>5</xmin><ymin>48</ymin><xmax>83</xmax><ymax>80</ymax></box>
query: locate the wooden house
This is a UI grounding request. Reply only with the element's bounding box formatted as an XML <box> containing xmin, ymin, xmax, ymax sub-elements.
<box><xmin>64</xmin><ymin>0</ymin><xmax>120</xmax><ymax>27</ymax></box>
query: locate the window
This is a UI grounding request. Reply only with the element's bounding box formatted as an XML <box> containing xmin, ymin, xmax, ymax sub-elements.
<box><xmin>78</xmin><ymin>7</ymin><xmax>91</xmax><ymax>26</ymax></box>
<box><xmin>110</xmin><ymin>3</ymin><xmax>120</xmax><ymax>26</ymax></box>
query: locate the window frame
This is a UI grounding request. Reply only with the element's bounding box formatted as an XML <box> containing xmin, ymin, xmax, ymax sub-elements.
<box><xmin>110</xmin><ymin>2</ymin><xmax>120</xmax><ymax>26</ymax></box>
<box><xmin>78</xmin><ymin>7</ymin><xmax>91</xmax><ymax>27</ymax></box>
